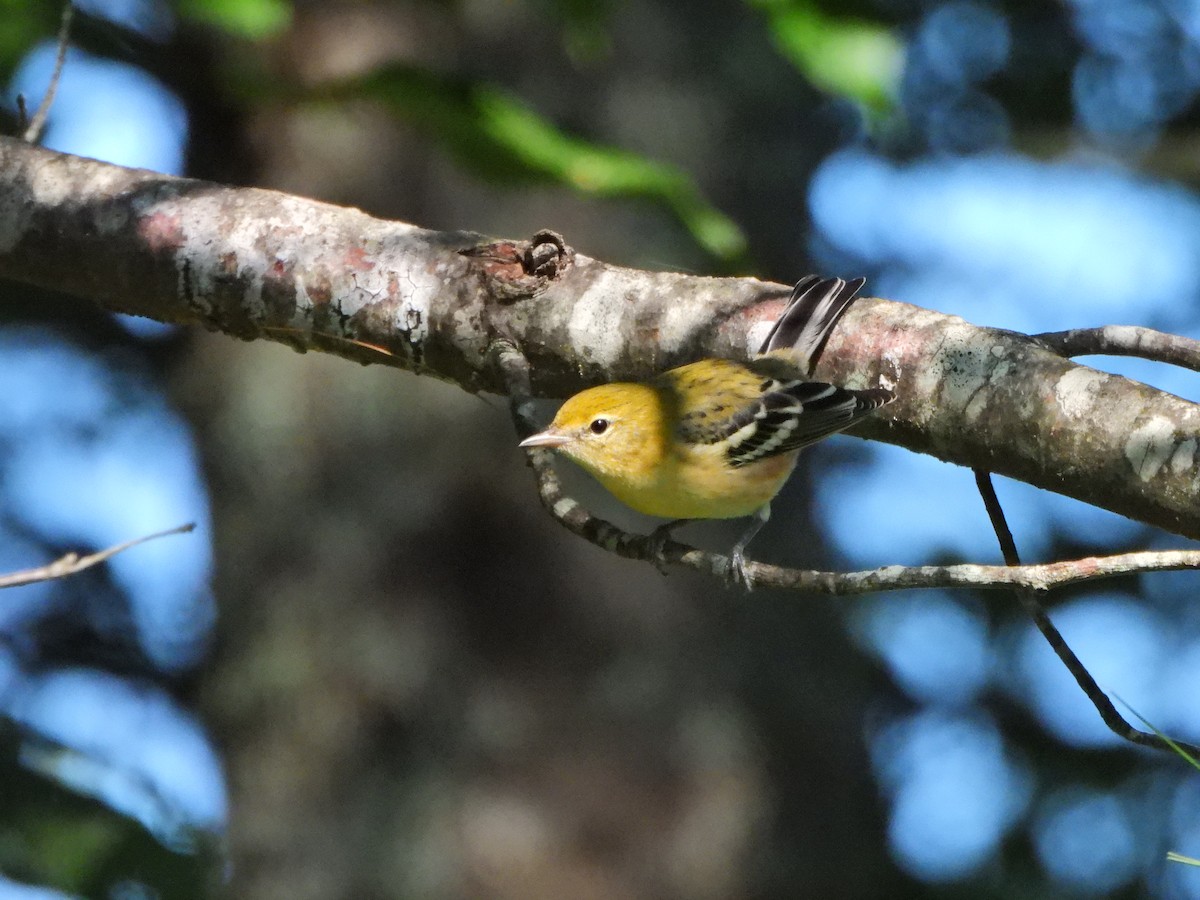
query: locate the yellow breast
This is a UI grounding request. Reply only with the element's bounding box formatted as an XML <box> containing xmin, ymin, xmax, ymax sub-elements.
<box><xmin>596</xmin><ymin>444</ymin><xmax>799</xmax><ymax>520</ymax></box>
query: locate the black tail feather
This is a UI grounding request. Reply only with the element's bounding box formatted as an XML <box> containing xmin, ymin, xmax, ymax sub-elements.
<box><xmin>759</xmin><ymin>275</ymin><xmax>867</xmax><ymax>376</ymax></box>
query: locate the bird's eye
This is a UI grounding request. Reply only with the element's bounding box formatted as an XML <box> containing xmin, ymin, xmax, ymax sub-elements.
<box><xmin>589</xmin><ymin>418</ymin><xmax>610</xmax><ymax>435</ymax></box>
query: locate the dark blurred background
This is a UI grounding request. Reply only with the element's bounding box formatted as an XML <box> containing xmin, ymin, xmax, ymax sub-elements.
<box><xmin>3</xmin><ymin>0</ymin><xmax>1200</xmax><ymax>897</ymax></box>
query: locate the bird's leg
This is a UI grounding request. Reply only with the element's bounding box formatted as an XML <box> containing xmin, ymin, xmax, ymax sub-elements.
<box><xmin>726</xmin><ymin>505</ymin><xmax>770</xmax><ymax>590</ymax></box>
<box><xmin>645</xmin><ymin>519</ymin><xmax>690</xmax><ymax>573</ymax></box>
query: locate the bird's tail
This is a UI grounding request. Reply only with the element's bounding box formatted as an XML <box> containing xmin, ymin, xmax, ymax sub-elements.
<box><xmin>758</xmin><ymin>275</ymin><xmax>867</xmax><ymax>376</ymax></box>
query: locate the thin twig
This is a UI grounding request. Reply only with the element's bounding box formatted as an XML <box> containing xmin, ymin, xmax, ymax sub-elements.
<box><xmin>22</xmin><ymin>2</ymin><xmax>74</xmax><ymax>145</ymax></box>
<box><xmin>0</xmin><ymin>523</ymin><xmax>196</xmax><ymax>589</ymax></box>
<box><xmin>724</xmin><ymin>548</ymin><xmax>1200</xmax><ymax>593</ymax></box>
<box><xmin>1035</xmin><ymin>325</ymin><xmax>1200</xmax><ymax>373</ymax></box>
<box><xmin>973</xmin><ymin>469</ymin><xmax>1198</xmax><ymax>756</ymax></box>
<box><xmin>493</xmin><ymin>339</ymin><xmax>1200</xmax><ymax>594</ymax></box>
<box><xmin>15</xmin><ymin>95</ymin><xmax>29</xmax><ymax>134</ymax></box>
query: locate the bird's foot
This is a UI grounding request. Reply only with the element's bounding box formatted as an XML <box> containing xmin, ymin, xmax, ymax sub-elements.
<box><xmin>645</xmin><ymin>520</ymin><xmax>686</xmax><ymax>575</ymax></box>
<box><xmin>723</xmin><ymin>549</ymin><xmax>755</xmax><ymax>591</ymax></box>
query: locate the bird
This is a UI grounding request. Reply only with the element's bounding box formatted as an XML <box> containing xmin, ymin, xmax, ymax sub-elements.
<box><xmin>518</xmin><ymin>275</ymin><xmax>895</xmax><ymax>587</ymax></box>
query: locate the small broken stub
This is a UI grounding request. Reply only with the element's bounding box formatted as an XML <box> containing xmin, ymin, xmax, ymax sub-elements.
<box><xmin>460</xmin><ymin>228</ymin><xmax>574</xmax><ymax>302</ymax></box>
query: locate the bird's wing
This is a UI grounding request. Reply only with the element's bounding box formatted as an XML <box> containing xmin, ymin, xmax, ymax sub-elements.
<box><xmin>669</xmin><ymin>357</ymin><xmax>894</xmax><ymax>466</ymax></box>
<box><xmin>722</xmin><ymin>380</ymin><xmax>894</xmax><ymax>468</ymax></box>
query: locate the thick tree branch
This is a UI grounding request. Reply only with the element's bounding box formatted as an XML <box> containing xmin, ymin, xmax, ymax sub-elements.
<box><xmin>2</xmin><ymin>137</ymin><xmax>1200</xmax><ymax>540</ymax></box>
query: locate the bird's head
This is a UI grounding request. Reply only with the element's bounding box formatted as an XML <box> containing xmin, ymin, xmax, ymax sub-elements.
<box><xmin>518</xmin><ymin>382</ymin><xmax>664</xmax><ymax>480</ymax></box>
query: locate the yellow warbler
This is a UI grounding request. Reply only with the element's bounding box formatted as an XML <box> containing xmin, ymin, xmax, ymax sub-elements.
<box><xmin>519</xmin><ymin>275</ymin><xmax>894</xmax><ymax>586</ymax></box>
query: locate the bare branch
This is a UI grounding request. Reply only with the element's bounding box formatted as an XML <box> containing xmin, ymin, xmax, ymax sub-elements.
<box><xmin>22</xmin><ymin>3</ymin><xmax>74</xmax><ymax>145</ymax></box>
<box><xmin>0</xmin><ymin>523</ymin><xmax>196</xmax><ymax>589</ymax></box>
<box><xmin>973</xmin><ymin>470</ymin><xmax>1195</xmax><ymax>756</ymax></box>
<box><xmin>738</xmin><ymin>547</ymin><xmax>1200</xmax><ymax>593</ymax></box>
<box><xmin>1036</xmin><ymin>325</ymin><xmax>1200</xmax><ymax>372</ymax></box>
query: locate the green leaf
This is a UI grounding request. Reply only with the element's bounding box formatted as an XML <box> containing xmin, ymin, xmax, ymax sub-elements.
<box><xmin>177</xmin><ymin>0</ymin><xmax>291</xmax><ymax>40</ymax></box>
<box><xmin>326</xmin><ymin>65</ymin><xmax>747</xmax><ymax>262</ymax></box>
<box><xmin>0</xmin><ymin>1</ymin><xmax>63</xmax><ymax>83</ymax></box>
<box><xmin>750</xmin><ymin>0</ymin><xmax>902</xmax><ymax>112</ymax></box>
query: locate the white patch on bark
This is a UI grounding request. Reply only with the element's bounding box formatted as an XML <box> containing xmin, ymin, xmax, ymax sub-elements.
<box><xmin>1125</xmin><ymin>416</ymin><xmax>1177</xmax><ymax>481</ymax></box>
<box><xmin>568</xmin><ymin>269</ymin><xmax>635</xmax><ymax>367</ymax></box>
<box><xmin>1054</xmin><ymin>367</ymin><xmax>1107</xmax><ymax>419</ymax></box>
<box><xmin>391</xmin><ymin>261</ymin><xmax>433</xmax><ymax>347</ymax></box>
<box><xmin>201</xmin><ymin>218</ymin><xmax>266</xmax><ymax>313</ymax></box>
<box><xmin>28</xmin><ymin>161</ymin><xmax>73</xmax><ymax>208</ymax></box>
<box><xmin>1171</xmin><ymin>437</ymin><xmax>1196</xmax><ymax>474</ymax></box>
<box><xmin>879</xmin><ymin>343</ymin><xmax>905</xmax><ymax>394</ymax></box>
<box><xmin>0</xmin><ymin>157</ymin><xmax>77</xmax><ymax>251</ymax></box>
<box><xmin>747</xmin><ymin>319</ymin><xmax>775</xmax><ymax>355</ymax></box>
<box><xmin>292</xmin><ymin>273</ymin><xmax>313</xmax><ymax>323</ymax></box>
<box><xmin>657</xmin><ymin>275</ymin><xmax>719</xmax><ymax>354</ymax></box>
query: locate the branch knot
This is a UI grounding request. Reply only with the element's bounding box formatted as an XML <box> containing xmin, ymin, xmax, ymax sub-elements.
<box><xmin>461</xmin><ymin>228</ymin><xmax>574</xmax><ymax>302</ymax></box>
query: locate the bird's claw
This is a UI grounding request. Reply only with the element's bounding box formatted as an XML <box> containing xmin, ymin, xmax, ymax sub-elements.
<box><xmin>724</xmin><ymin>549</ymin><xmax>755</xmax><ymax>591</ymax></box>
<box><xmin>645</xmin><ymin>522</ymin><xmax>677</xmax><ymax>575</ymax></box>
<box><xmin>640</xmin><ymin>521</ymin><xmax>756</xmax><ymax>588</ymax></box>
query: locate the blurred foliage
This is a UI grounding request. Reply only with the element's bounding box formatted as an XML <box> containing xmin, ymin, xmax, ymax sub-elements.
<box><xmin>752</xmin><ymin>0</ymin><xmax>903</xmax><ymax>113</ymax></box>
<box><xmin>0</xmin><ymin>0</ymin><xmax>63</xmax><ymax>82</ymax></box>
<box><xmin>0</xmin><ymin>729</ymin><xmax>212</xmax><ymax>899</ymax></box>
<box><xmin>540</xmin><ymin>0</ymin><xmax>621</xmax><ymax>64</ymax></box>
<box><xmin>177</xmin><ymin>0</ymin><xmax>292</xmax><ymax>40</ymax></box>
<box><xmin>321</xmin><ymin>64</ymin><xmax>749</xmax><ymax>261</ymax></box>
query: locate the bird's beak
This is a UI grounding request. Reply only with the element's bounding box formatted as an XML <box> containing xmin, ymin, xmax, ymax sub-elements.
<box><xmin>519</xmin><ymin>429</ymin><xmax>572</xmax><ymax>449</ymax></box>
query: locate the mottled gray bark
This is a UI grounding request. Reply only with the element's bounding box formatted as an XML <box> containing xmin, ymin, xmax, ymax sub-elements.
<box><xmin>1</xmin><ymin>135</ymin><xmax>1198</xmax><ymax>540</ymax></box>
